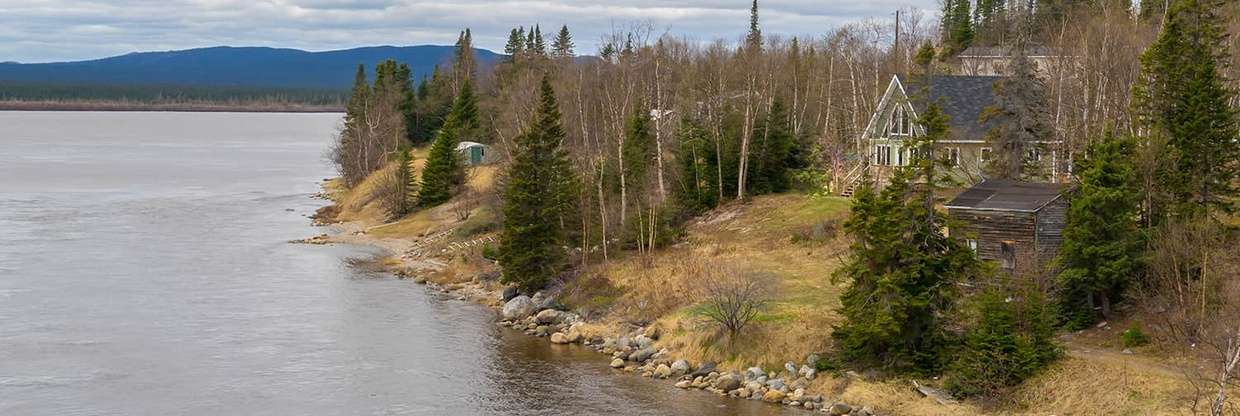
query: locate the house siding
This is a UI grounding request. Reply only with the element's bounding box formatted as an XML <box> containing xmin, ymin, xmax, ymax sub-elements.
<box><xmin>948</xmin><ymin>208</ymin><xmax>1038</xmax><ymax>263</ymax></box>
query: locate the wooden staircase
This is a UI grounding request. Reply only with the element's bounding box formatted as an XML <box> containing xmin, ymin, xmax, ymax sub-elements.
<box><xmin>838</xmin><ymin>162</ymin><xmax>867</xmax><ymax>198</ymax></box>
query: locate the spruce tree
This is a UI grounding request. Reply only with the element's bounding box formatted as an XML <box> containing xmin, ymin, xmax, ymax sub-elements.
<box><xmin>832</xmin><ymin>103</ymin><xmax>982</xmax><ymax>374</ymax></box>
<box><xmin>532</xmin><ymin>25</ymin><xmax>547</xmax><ymax>56</ymax></box>
<box><xmin>453</xmin><ymin>29</ymin><xmax>477</xmax><ymax>89</ymax></box>
<box><xmin>622</xmin><ymin>105</ymin><xmax>656</xmax><ymax>202</ymax></box>
<box><xmin>946</xmin><ymin>279</ymin><xmax>1060</xmax><ymax>397</ymax></box>
<box><xmin>745</xmin><ymin>0</ymin><xmax>762</xmax><ymax>53</ymax></box>
<box><xmin>1057</xmin><ymin>131</ymin><xmax>1143</xmax><ymax>327</ymax></box>
<box><xmin>1134</xmin><ymin>0</ymin><xmax>1239</xmax><ymax>218</ymax></box>
<box><xmin>504</xmin><ymin>27</ymin><xmax>526</xmax><ymax>62</ymax></box>
<box><xmin>675</xmin><ymin>118</ymin><xmax>719</xmax><ymax>212</ymax></box>
<box><xmin>751</xmin><ymin>97</ymin><xmax>797</xmax><ymax>194</ymax></box>
<box><xmin>980</xmin><ymin>41</ymin><xmax>1053</xmax><ymax>180</ymax></box>
<box><xmin>499</xmin><ymin>77</ymin><xmax>578</xmax><ymax>292</ymax></box>
<box><xmin>942</xmin><ymin>0</ymin><xmax>974</xmax><ymax>57</ymax></box>
<box><xmin>417</xmin><ymin>120</ymin><xmax>461</xmax><ymax>207</ymax></box>
<box><xmin>551</xmin><ymin>25</ymin><xmax>575</xmax><ymax>59</ymax></box>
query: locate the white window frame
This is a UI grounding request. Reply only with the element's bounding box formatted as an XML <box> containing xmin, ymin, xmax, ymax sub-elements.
<box><xmin>948</xmin><ymin>147</ymin><xmax>961</xmax><ymax>166</ymax></box>
<box><xmin>980</xmin><ymin>147</ymin><xmax>992</xmax><ymax>163</ymax></box>
<box><xmin>875</xmin><ymin>145</ymin><xmax>892</xmax><ymax>166</ymax></box>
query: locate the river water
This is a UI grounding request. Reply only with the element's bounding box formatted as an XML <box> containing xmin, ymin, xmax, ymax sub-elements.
<box><xmin>0</xmin><ymin>112</ymin><xmax>795</xmax><ymax>415</ymax></box>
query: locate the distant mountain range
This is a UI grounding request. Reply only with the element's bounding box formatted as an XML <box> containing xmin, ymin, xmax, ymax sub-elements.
<box><xmin>0</xmin><ymin>45</ymin><xmax>503</xmax><ymax>91</ymax></box>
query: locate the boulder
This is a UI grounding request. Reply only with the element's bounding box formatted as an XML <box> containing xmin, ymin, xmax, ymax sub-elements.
<box><xmin>643</xmin><ymin>325</ymin><xmax>661</xmax><ymax>340</ymax></box>
<box><xmin>828</xmin><ymin>402</ymin><xmax>852</xmax><ymax>416</ymax></box>
<box><xmin>654</xmin><ymin>364</ymin><xmax>672</xmax><ymax>379</ymax></box>
<box><xmin>799</xmin><ymin>365</ymin><xmax>817</xmax><ymax>380</ymax></box>
<box><xmin>789</xmin><ymin>388</ymin><xmax>805</xmax><ymax>402</ymax></box>
<box><xmin>534</xmin><ymin>325</ymin><xmax>550</xmax><ymax>337</ymax></box>
<box><xmin>549</xmin><ymin>332</ymin><xmax>569</xmax><ymax>344</ymax></box>
<box><xmin>856</xmin><ymin>406</ymin><xmax>875</xmax><ymax>416</ymax></box>
<box><xmin>745</xmin><ymin>381</ymin><xmax>763</xmax><ymax>392</ymax></box>
<box><xmin>806</xmin><ymin>353</ymin><xmax>821</xmax><ymax>367</ymax></box>
<box><xmin>631</xmin><ymin>347</ymin><xmax>657</xmax><ymax>363</ymax></box>
<box><xmin>535</xmin><ymin>309</ymin><xmax>563</xmax><ymax>324</ymax></box>
<box><xmin>634</xmin><ymin>335</ymin><xmax>654</xmax><ymax>350</ymax></box>
<box><xmin>609</xmin><ymin>358</ymin><xmax>625</xmax><ymax>369</ymax></box>
<box><xmin>761</xmin><ymin>390</ymin><xmax>786</xmax><ymax>403</ymax></box>
<box><xmin>745</xmin><ymin>366</ymin><xmax>765</xmax><ymax>380</ymax></box>
<box><xmin>732</xmin><ymin>387</ymin><xmax>750</xmax><ymax>398</ymax></box>
<box><xmin>563</xmin><ymin>329</ymin><xmax>582</xmax><ymax>344</ymax></box>
<box><xmin>691</xmin><ymin>361</ymin><xmax>717</xmax><ymax>377</ymax></box>
<box><xmin>501</xmin><ymin>296</ymin><xmax>537</xmax><ymax>320</ymax></box>
<box><xmin>712</xmin><ymin>374</ymin><xmax>742</xmax><ymax>392</ymax></box>
<box><xmin>766</xmin><ymin>378</ymin><xmax>785</xmax><ymax>391</ymax></box>
<box><xmin>501</xmin><ymin>286</ymin><xmax>519</xmax><ymax>302</ymax></box>
<box><xmin>675</xmin><ymin>380</ymin><xmax>692</xmax><ymax>389</ymax></box>
<box><xmin>670</xmin><ymin>359</ymin><xmax>691</xmax><ymax>376</ymax></box>
<box><xmin>784</xmin><ymin>362</ymin><xmax>798</xmax><ymax>376</ymax></box>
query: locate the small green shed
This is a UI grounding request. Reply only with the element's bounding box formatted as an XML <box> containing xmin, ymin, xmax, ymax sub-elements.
<box><xmin>455</xmin><ymin>141</ymin><xmax>494</xmax><ymax>166</ymax></box>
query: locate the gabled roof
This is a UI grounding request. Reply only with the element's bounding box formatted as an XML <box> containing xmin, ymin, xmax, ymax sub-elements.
<box><xmin>945</xmin><ymin>179</ymin><xmax>1068</xmax><ymax>212</ymax></box>
<box><xmin>897</xmin><ymin>74</ymin><xmax>1001</xmax><ymax>142</ymax></box>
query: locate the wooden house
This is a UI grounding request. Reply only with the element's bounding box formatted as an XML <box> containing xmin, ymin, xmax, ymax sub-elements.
<box><xmin>844</xmin><ymin>74</ymin><xmax>1065</xmax><ymax>194</ymax></box>
<box><xmin>945</xmin><ymin>179</ymin><xmax>1070</xmax><ymax>273</ymax></box>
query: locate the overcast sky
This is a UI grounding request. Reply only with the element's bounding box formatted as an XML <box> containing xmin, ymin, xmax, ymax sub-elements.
<box><xmin>0</xmin><ymin>0</ymin><xmax>939</xmax><ymax>63</ymax></box>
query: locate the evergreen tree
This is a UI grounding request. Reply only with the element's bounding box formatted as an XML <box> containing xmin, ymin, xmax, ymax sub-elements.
<box><xmin>675</xmin><ymin>118</ymin><xmax>719</xmax><ymax>212</ymax></box>
<box><xmin>525</xmin><ymin>27</ymin><xmax>536</xmax><ymax>53</ymax></box>
<box><xmin>914</xmin><ymin>41</ymin><xmax>937</xmax><ymax>69</ymax></box>
<box><xmin>832</xmin><ymin>103</ymin><xmax>982</xmax><ymax>374</ymax></box>
<box><xmin>945</xmin><ymin>279</ymin><xmax>1060</xmax><ymax>397</ymax></box>
<box><xmin>1057</xmin><ymin>131</ymin><xmax>1143</xmax><ymax>327</ymax></box>
<box><xmin>622</xmin><ymin>104</ymin><xmax>656</xmax><ymax>221</ymax></box>
<box><xmin>751</xmin><ymin>97</ymin><xmax>797</xmax><ymax>194</ymax></box>
<box><xmin>746</xmin><ymin>0</ymin><xmax>763</xmax><ymax>54</ymax></box>
<box><xmin>417</xmin><ymin>120</ymin><xmax>461</xmax><ymax>207</ymax></box>
<box><xmin>344</xmin><ymin>64</ymin><xmax>369</xmax><ymax>131</ymax></box>
<box><xmin>532</xmin><ymin>25</ymin><xmax>547</xmax><ymax>56</ymax></box>
<box><xmin>942</xmin><ymin>0</ymin><xmax>975</xmax><ymax>57</ymax></box>
<box><xmin>1134</xmin><ymin>0</ymin><xmax>1239</xmax><ymax>218</ymax></box>
<box><xmin>504</xmin><ymin>27</ymin><xmax>526</xmax><ymax>62</ymax></box>
<box><xmin>1140</xmin><ymin>0</ymin><xmax>1168</xmax><ymax>21</ymax></box>
<box><xmin>980</xmin><ymin>41</ymin><xmax>1053</xmax><ymax>180</ymax></box>
<box><xmin>453</xmin><ymin>29</ymin><xmax>478</xmax><ymax>90</ymax></box>
<box><xmin>551</xmin><ymin>25</ymin><xmax>575</xmax><ymax>59</ymax></box>
<box><xmin>499</xmin><ymin>77</ymin><xmax>578</xmax><ymax>292</ymax></box>
<box><xmin>451</xmin><ymin>80</ymin><xmax>480</xmax><ymax>133</ymax></box>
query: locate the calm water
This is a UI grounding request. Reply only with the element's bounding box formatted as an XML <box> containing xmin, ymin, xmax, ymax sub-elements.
<box><xmin>0</xmin><ymin>112</ymin><xmax>794</xmax><ymax>415</ymax></box>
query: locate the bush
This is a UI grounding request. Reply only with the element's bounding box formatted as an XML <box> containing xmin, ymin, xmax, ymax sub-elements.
<box><xmin>697</xmin><ymin>265</ymin><xmax>777</xmax><ymax>350</ymax></box>
<box><xmin>945</xmin><ymin>281</ymin><xmax>1061</xmax><ymax>398</ymax></box>
<box><xmin>790</xmin><ymin>218</ymin><xmax>840</xmax><ymax>245</ymax></box>
<box><xmin>1121</xmin><ymin>325</ymin><xmax>1150</xmax><ymax>348</ymax></box>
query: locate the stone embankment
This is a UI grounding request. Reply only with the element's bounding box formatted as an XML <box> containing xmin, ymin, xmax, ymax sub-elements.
<box><xmin>491</xmin><ymin>291</ymin><xmax>877</xmax><ymax>415</ymax></box>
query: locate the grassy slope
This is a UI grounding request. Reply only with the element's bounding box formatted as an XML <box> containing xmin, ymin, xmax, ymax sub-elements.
<box><xmin>325</xmin><ymin>161</ymin><xmax>1224</xmax><ymax>414</ymax></box>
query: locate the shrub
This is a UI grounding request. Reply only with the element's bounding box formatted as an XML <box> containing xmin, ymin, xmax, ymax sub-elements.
<box><xmin>945</xmin><ymin>281</ymin><xmax>1061</xmax><ymax>398</ymax></box>
<box><xmin>697</xmin><ymin>265</ymin><xmax>777</xmax><ymax>349</ymax></box>
<box><xmin>1121</xmin><ymin>325</ymin><xmax>1150</xmax><ymax>348</ymax></box>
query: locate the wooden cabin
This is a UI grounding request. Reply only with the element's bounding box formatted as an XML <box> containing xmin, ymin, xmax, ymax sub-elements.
<box><xmin>945</xmin><ymin>180</ymin><xmax>1070</xmax><ymax>273</ymax></box>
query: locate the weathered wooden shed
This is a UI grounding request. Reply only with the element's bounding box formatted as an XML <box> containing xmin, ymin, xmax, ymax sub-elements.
<box><xmin>945</xmin><ymin>180</ymin><xmax>1070</xmax><ymax>272</ymax></box>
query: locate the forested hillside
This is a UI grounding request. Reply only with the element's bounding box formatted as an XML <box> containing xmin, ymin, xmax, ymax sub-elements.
<box><xmin>324</xmin><ymin>3</ymin><xmax>1240</xmax><ymax>414</ymax></box>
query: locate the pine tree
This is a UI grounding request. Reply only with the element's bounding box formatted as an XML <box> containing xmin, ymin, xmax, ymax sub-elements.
<box><xmin>751</xmin><ymin>97</ymin><xmax>797</xmax><ymax>194</ymax></box>
<box><xmin>504</xmin><ymin>27</ymin><xmax>526</xmax><ymax>62</ymax></box>
<box><xmin>453</xmin><ymin>29</ymin><xmax>477</xmax><ymax>90</ymax></box>
<box><xmin>417</xmin><ymin>120</ymin><xmax>461</xmax><ymax>207</ymax></box>
<box><xmin>1056</xmin><ymin>131</ymin><xmax>1143</xmax><ymax>328</ymax></box>
<box><xmin>344</xmin><ymin>64</ymin><xmax>369</xmax><ymax>132</ymax></box>
<box><xmin>499</xmin><ymin>77</ymin><xmax>578</xmax><ymax>292</ymax></box>
<box><xmin>832</xmin><ymin>103</ymin><xmax>982</xmax><ymax>374</ymax></box>
<box><xmin>942</xmin><ymin>0</ymin><xmax>975</xmax><ymax>57</ymax></box>
<box><xmin>532</xmin><ymin>25</ymin><xmax>547</xmax><ymax>56</ymax></box>
<box><xmin>946</xmin><ymin>279</ymin><xmax>1060</xmax><ymax>397</ymax></box>
<box><xmin>551</xmin><ymin>25</ymin><xmax>575</xmax><ymax>59</ymax></box>
<box><xmin>745</xmin><ymin>0</ymin><xmax>762</xmax><ymax>54</ymax></box>
<box><xmin>1134</xmin><ymin>0</ymin><xmax>1239</xmax><ymax>218</ymax></box>
<box><xmin>675</xmin><ymin>118</ymin><xmax>719</xmax><ymax>212</ymax></box>
<box><xmin>451</xmin><ymin>80</ymin><xmax>480</xmax><ymax>133</ymax></box>
<box><xmin>980</xmin><ymin>41</ymin><xmax>1053</xmax><ymax>180</ymax></box>
<box><xmin>622</xmin><ymin>105</ymin><xmax>656</xmax><ymax>201</ymax></box>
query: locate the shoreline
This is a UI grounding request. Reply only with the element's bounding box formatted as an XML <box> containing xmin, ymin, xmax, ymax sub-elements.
<box><xmin>297</xmin><ymin>196</ymin><xmax>875</xmax><ymax>416</ymax></box>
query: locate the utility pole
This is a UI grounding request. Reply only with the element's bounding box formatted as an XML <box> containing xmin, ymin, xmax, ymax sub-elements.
<box><xmin>894</xmin><ymin>9</ymin><xmax>901</xmax><ymax>73</ymax></box>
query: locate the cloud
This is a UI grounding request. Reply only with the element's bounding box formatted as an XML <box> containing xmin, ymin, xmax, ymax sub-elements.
<box><xmin>0</xmin><ymin>0</ymin><xmax>939</xmax><ymax>63</ymax></box>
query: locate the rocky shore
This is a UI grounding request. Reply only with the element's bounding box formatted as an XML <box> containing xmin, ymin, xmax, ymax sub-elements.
<box><xmin>390</xmin><ymin>269</ymin><xmax>879</xmax><ymax>415</ymax></box>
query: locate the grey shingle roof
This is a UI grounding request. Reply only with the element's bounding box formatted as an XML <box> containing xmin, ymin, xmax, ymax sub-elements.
<box><xmin>898</xmin><ymin>74</ymin><xmax>1001</xmax><ymax>142</ymax></box>
<box><xmin>945</xmin><ymin>179</ymin><xmax>1068</xmax><ymax>212</ymax></box>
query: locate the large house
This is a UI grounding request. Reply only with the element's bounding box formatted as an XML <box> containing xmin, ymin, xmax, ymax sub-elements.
<box><xmin>848</xmin><ymin>74</ymin><xmax>1064</xmax><ymax>190</ymax></box>
<box><xmin>957</xmin><ymin>45</ymin><xmax>1065</xmax><ymax>77</ymax></box>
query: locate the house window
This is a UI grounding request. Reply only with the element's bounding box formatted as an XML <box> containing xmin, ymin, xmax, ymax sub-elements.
<box><xmin>1027</xmin><ymin>147</ymin><xmax>1041</xmax><ymax>162</ymax></box>
<box><xmin>897</xmin><ymin>147</ymin><xmax>905</xmax><ymax>166</ymax></box>
<box><xmin>874</xmin><ymin>145</ymin><xmax>892</xmax><ymax>166</ymax></box>
<box><xmin>889</xmin><ymin>105</ymin><xmax>913</xmax><ymax>136</ymax></box>
<box><xmin>1000</xmin><ymin>241</ymin><xmax>1016</xmax><ymax>270</ymax></box>
<box><xmin>948</xmin><ymin>147</ymin><xmax>961</xmax><ymax>166</ymax></box>
<box><xmin>980</xmin><ymin>147</ymin><xmax>992</xmax><ymax>163</ymax></box>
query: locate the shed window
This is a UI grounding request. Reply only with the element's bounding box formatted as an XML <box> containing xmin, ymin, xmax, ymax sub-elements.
<box><xmin>967</xmin><ymin>239</ymin><xmax>978</xmax><ymax>253</ymax></box>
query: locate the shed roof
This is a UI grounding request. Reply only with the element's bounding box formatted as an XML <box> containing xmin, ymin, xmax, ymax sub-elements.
<box><xmin>897</xmin><ymin>74</ymin><xmax>1001</xmax><ymax>141</ymax></box>
<box><xmin>945</xmin><ymin>179</ymin><xmax>1068</xmax><ymax>212</ymax></box>
<box><xmin>455</xmin><ymin>141</ymin><xmax>486</xmax><ymax>151</ymax></box>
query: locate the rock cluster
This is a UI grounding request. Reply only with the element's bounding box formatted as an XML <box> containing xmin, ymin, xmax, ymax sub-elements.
<box><xmin>490</xmin><ymin>286</ymin><xmax>879</xmax><ymax>415</ymax></box>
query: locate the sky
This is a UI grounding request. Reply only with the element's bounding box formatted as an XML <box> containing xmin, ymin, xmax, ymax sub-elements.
<box><xmin>0</xmin><ymin>0</ymin><xmax>940</xmax><ymax>63</ymax></box>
